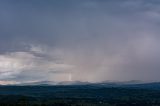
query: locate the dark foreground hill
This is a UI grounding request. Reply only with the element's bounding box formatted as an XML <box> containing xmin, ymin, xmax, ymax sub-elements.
<box><xmin>0</xmin><ymin>82</ymin><xmax>160</xmax><ymax>106</ymax></box>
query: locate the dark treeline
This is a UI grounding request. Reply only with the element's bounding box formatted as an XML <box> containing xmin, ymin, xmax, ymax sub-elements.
<box><xmin>0</xmin><ymin>86</ymin><xmax>160</xmax><ymax>106</ymax></box>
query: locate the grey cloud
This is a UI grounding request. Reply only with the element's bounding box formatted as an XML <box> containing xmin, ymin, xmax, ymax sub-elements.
<box><xmin>0</xmin><ymin>0</ymin><xmax>160</xmax><ymax>83</ymax></box>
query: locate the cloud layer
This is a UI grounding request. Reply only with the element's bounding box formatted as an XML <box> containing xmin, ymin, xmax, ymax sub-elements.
<box><xmin>0</xmin><ymin>0</ymin><xmax>160</xmax><ymax>83</ymax></box>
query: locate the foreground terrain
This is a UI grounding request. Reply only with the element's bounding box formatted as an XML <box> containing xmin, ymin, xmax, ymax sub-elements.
<box><xmin>0</xmin><ymin>83</ymin><xmax>160</xmax><ymax>106</ymax></box>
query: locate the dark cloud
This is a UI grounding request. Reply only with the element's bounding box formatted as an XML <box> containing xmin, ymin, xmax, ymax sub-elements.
<box><xmin>0</xmin><ymin>0</ymin><xmax>160</xmax><ymax>83</ymax></box>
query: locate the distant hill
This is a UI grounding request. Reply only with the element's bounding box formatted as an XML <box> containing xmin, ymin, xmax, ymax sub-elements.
<box><xmin>14</xmin><ymin>80</ymin><xmax>91</xmax><ymax>86</ymax></box>
<box><xmin>17</xmin><ymin>81</ymin><xmax>58</xmax><ymax>86</ymax></box>
<box><xmin>9</xmin><ymin>80</ymin><xmax>160</xmax><ymax>90</ymax></box>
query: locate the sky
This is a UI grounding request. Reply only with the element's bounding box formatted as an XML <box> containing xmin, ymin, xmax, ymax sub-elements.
<box><xmin>0</xmin><ymin>0</ymin><xmax>160</xmax><ymax>84</ymax></box>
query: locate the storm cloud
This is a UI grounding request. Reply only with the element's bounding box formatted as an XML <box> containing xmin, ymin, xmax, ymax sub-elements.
<box><xmin>0</xmin><ymin>0</ymin><xmax>160</xmax><ymax>84</ymax></box>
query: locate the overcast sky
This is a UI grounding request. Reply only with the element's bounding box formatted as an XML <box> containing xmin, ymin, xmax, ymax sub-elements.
<box><xmin>0</xmin><ymin>0</ymin><xmax>160</xmax><ymax>84</ymax></box>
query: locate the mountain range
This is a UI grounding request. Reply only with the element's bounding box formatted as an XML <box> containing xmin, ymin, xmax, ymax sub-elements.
<box><xmin>6</xmin><ymin>80</ymin><xmax>159</xmax><ymax>90</ymax></box>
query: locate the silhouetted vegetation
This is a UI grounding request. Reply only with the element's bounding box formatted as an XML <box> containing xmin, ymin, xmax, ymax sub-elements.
<box><xmin>0</xmin><ymin>85</ymin><xmax>160</xmax><ymax>106</ymax></box>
